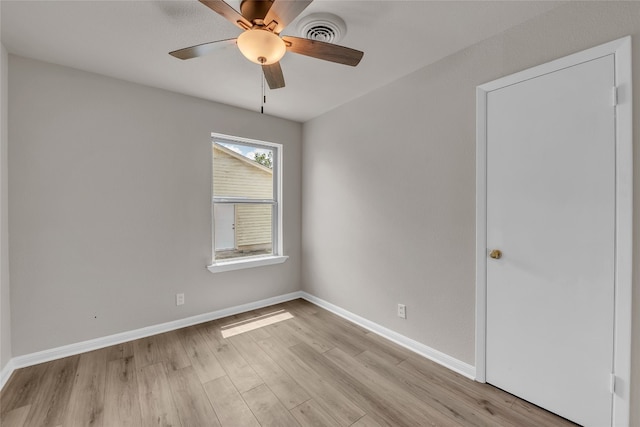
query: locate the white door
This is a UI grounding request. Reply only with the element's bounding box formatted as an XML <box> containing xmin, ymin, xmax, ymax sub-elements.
<box><xmin>485</xmin><ymin>55</ymin><xmax>615</xmax><ymax>427</ymax></box>
<box><xmin>214</xmin><ymin>204</ymin><xmax>235</xmax><ymax>250</ymax></box>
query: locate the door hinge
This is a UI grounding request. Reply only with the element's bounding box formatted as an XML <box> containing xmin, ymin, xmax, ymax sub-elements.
<box><xmin>612</xmin><ymin>86</ymin><xmax>618</xmax><ymax>107</ymax></box>
<box><xmin>610</xmin><ymin>373</ymin><xmax>616</xmax><ymax>394</ymax></box>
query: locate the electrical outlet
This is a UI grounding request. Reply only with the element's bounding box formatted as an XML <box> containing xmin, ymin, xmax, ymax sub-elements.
<box><xmin>397</xmin><ymin>303</ymin><xmax>406</xmax><ymax>319</ymax></box>
<box><xmin>176</xmin><ymin>293</ymin><xmax>185</xmax><ymax>306</ymax></box>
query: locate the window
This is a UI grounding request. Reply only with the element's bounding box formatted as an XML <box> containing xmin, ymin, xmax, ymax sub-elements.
<box><xmin>207</xmin><ymin>134</ymin><xmax>287</xmax><ymax>273</ymax></box>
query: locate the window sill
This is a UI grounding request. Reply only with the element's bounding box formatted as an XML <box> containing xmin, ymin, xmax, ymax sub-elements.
<box><xmin>207</xmin><ymin>255</ymin><xmax>288</xmax><ymax>273</ymax></box>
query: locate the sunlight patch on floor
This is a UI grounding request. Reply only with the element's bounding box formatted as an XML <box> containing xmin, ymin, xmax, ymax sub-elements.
<box><xmin>220</xmin><ymin>309</ymin><xmax>293</xmax><ymax>338</ymax></box>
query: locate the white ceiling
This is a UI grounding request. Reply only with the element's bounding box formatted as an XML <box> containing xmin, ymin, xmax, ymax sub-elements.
<box><xmin>1</xmin><ymin>1</ymin><xmax>562</xmax><ymax>122</ymax></box>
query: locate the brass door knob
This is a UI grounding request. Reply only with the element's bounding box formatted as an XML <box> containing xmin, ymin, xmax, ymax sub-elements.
<box><xmin>489</xmin><ymin>249</ymin><xmax>502</xmax><ymax>259</ymax></box>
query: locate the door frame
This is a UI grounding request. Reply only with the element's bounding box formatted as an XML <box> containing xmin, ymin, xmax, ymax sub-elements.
<box><xmin>475</xmin><ymin>36</ymin><xmax>632</xmax><ymax>426</ymax></box>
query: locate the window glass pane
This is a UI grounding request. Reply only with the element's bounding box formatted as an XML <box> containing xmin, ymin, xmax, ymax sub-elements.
<box><xmin>213</xmin><ymin>141</ymin><xmax>274</xmax><ymax>199</ymax></box>
<box><xmin>214</xmin><ymin>203</ymin><xmax>273</xmax><ymax>260</ymax></box>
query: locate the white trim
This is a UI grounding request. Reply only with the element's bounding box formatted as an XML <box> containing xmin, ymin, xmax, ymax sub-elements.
<box><xmin>210</xmin><ymin>132</ymin><xmax>285</xmax><ymax>271</ymax></box>
<box><xmin>0</xmin><ymin>358</ymin><xmax>16</xmax><ymax>390</ymax></box>
<box><xmin>475</xmin><ymin>85</ymin><xmax>488</xmax><ymax>383</ymax></box>
<box><xmin>611</xmin><ymin>36</ymin><xmax>633</xmax><ymax>427</ymax></box>
<box><xmin>475</xmin><ymin>36</ymin><xmax>632</xmax><ymax>426</ymax></box>
<box><xmin>478</xmin><ymin>37</ymin><xmax>629</xmax><ymax>93</ymax></box>
<box><xmin>0</xmin><ymin>291</ymin><xmax>303</xmax><ymax>390</ymax></box>
<box><xmin>300</xmin><ymin>292</ymin><xmax>476</xmax><ymax>379</ymax></box>
<box><xmin>207</xmin><ymin>255</ymin><xmax>288</xmax><ymax>273</ymax></box>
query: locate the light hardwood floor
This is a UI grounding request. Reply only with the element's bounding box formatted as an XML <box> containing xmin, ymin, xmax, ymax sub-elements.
<box><xmin>0</xmin><ymin>299</ymin><xmax>577</xmax><ymax>427</ymax></box>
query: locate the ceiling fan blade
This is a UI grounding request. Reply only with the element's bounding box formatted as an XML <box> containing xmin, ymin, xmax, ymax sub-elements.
<box><xmin>282</xmin><ymin>36</ymin><xmax>363</xmax><ymax>66</ymax></box>
<box><xmin>262</xmin><ymin>62</ymin><xmax>285</xmax><ymax>89</ymax></box>
<box><xmin>264</xmin><ymin>0</ymin><xmax>313</xmax><ymax>34</ymax></box>
<box><xmin>169</xmin><ymin>38</ymin><xmax>237</xmax><ymax>60</ymax></box>
<box><xmin>199</xmin><ymin>0</ymin><xmax>252</xmax><ymax>30</ymax></box>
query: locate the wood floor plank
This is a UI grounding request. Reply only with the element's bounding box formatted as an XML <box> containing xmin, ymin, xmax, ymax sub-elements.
<box><xmin>199</xmin><ymin>326</ymin><xmax>263</xmax><ymax>393</ymax></box>
<box><xmin>0</xmin><ymin>405</ymin><xmax>31</xmax><ymax>427</ymax></box>
<box><xmin>167</xmin><ymin>366</ymin><xmax>221</xmax><ymax>427</ymax></box>
<box><xmin>156</xmin><ymin>330</ymin><xmax>191</xmax><ymax>372</ymax></box>
<box><xmin>103</xmin><ymin>356</ymin><xmax>142</xmax><ymax>427</ymax></box>
<box><xmin>398</xmin><ymin>357</ymin><xmax>517</xmax><ymax>420</ymax></box>
<box><xmin>229</xmin><ymin>332</ymin><xmax>310</xmax><ymax>409</ymax></box>
<box><xmin>398</xmin><ymin>355</ymin><xmax>573</xmax><ymax>427</ymax></box>
<box><xmin>203</xmin><ymin>376</ymin><xmax>260</xmax><ymax>427</ymax></box>
<box><xmin>196</xmin><ymin>320</ymin><xmax>225</xmax><ymax>342</ymax></box>
<box><xmin>314</xmin><ymin>308</ymin><xmax>370</xmax><ymax>336</ymax></box>
<box><xmin>177</xmin><ymin>326</ymin><xmax>226</xmax><ymax>384</ymax></box>
<box><xmin>262</xmin><ymin>321</ymin><xmax>302</xmax><ymax>348</ymax></box>
<box><xmin>23</xmin><ymin>355</ymin><xmax>79</xmax><ymax>427</ymax></box>
<box><xmin>360</xmin><ymin>331</ymin><xmax>411</xmax><ymax>365</ymax></box>
<box><xmin>350</xmin><ymin>414</ymin><xmax>385</xmax><ymax>427</ymax></box>
<box><xmin>281</xmin><ymin>299</ymin><xmax>319</xmax><ymax>316</ymax></box>
<box><xmin>280</xmin><ymin>318</ymin><xmax>334</xmax><ymax>353</ymax></box>
<box><xmin>105</xmin><ymin>342</ymin><xmax>134</xmax><ymax>362</ymax></box>
<box><xmin>0</xmin><ymin>363</ymin><xmax>49</xmax><ymax>415</ymax></box>
<box><xmin>133</xmin><ymin>336</ymin><xmax>163</xmax><ymax>370</ymax></box>
<box><xmin>290</xmin><ymin>312</ymin><xmax>368</xmax><ymax>357</ymax></box>
<box><xmin>257</xmin><ymin>336</ymin><xmax>365</xmax><ymax>426</ymax></box>
<box><xmin>62</xmin><ymin>348</ymin><xmax>108</xmax><ymax>427</ymax></box>
<box><xmin>246</xmin><ymin>326</ymin><xmax>272</xmax><ymax>341</ymax></box>
<box><xmin>356</xmin><ymin>349</ymin><xmax>503</xmax><ymax>427</ymax></box>
<box><xmin>136</xmin><ymin>362</ymin><xmax>181</xmax><ymax>427</ymax></box>
<box><xmin>288</xmin><ymin>341</ymin><xmax>434</xmax><ymax>427</ymax></box>
<box><xmin>284</xmin><ymin>342</ymin><xmax>389</xmax><ymax>424</ymax></box>
<box><xmin>321</xmin><ymin>346</ymin><xmax>462</xmax><ymax>426</ymax></box>
<box><xmin>289</xmin><ymin>399</ymin><xmax>341</xmax><ymax>427</ymax></box>
<box><xmin>301</xmin><ymin>311</ymin><xmax>405</xmax><ymax>365</ymax></box>
<box><xmin>510</xmin><ymin>398</ymin><xmax>577</xmax><ymax>426</ymax></box>
<box><xmin>242</xmin><ymin>383</ymin><xmax>300</xmax><ymax>426</ymax></box>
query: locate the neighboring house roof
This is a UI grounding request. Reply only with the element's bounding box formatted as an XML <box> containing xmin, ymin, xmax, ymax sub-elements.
<box><xmin>213</xmin><ymin>143</ymin><xmax>273</xmax><ymax>175</ymax></box>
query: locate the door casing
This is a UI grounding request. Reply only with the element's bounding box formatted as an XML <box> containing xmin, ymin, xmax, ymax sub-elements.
<box><xmin>475</xmin><ymin>36</ymin><xmax>633</xmax><ymax>426</ymax></box>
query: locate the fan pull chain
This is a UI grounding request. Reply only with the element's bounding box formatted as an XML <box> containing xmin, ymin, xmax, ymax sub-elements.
<box><xmin>260</xmin><ymin>60</ymin><xmax>266</xmax><ymax>114</ymax></box>
<box><xmin>261</xmin><ymin>73</ymin><xmax>265</xmax><ymax>114</ymax></box>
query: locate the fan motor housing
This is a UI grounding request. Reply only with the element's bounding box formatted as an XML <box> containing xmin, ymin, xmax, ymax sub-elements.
<box><xmin>240</xmin><ymin>0</ymin><xmax>273</xmax><ymax>23</ymax></box>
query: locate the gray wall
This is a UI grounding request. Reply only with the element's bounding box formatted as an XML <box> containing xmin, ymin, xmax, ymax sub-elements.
<box><xmin>301</xmin><ymin>2</ymin><xmax>640</xmax><ymax>424</ymax></box>
<box><xmin>8</xmin><ymin>55</ymin><xmax>302</xmax><ymax>356</ymax></box>
<box><xmin>1</xmin><ymin>41</ymin><xmax>11</xmax><ymax>372</ymax></box>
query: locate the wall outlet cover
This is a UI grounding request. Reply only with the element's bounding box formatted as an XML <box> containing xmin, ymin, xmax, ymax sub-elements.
<box><xmin>398</xmin><ymin>303</ymin><xmax>406</xmax><ymax>319</ymax></box>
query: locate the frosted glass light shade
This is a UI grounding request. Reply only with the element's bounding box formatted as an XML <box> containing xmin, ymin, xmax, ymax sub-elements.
<box><xmin>237</xmin><ymin>29</ymin><xmax>286</xmax><ymax>65</ymax></box>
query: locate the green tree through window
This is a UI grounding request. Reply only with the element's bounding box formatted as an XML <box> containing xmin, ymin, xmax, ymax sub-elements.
<box><xmin>253</xmin><ymin>151</ymin><xmax>273</xmax><ymax>169</ymax></box>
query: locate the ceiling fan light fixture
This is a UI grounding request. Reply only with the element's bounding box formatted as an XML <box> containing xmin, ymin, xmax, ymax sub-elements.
<box><xmin>237</xmin><ymin>29</ymin><xmax>286</xmax><ymax>65</ymax></box>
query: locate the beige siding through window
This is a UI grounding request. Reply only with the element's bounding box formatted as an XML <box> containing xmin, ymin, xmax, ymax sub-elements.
<box><xmin>213</xmin><ymin>144</ymin><xmax>273</xmax><ymax>250</ymax></box>
<box><xmin>213</xmin><ymin>145</ymin><xmax>273</xmax><ymax>199</ymax></box>
<box><xmin>236</xmin><ymin>205</ymin><xmax>272</xmax><ymax>248</ymax></box>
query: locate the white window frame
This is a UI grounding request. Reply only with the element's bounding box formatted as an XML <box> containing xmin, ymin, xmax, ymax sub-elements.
<box><xmin>207</xmin><ymin>133</ymin><xmax>287</xmax><ymax>273</ymax></box>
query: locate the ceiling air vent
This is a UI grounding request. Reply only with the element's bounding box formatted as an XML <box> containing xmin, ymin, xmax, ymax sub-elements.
<box><xmin>297</xmin><ymin>13</ymin><xmax>347</xmax><ymax>44</ymax></box>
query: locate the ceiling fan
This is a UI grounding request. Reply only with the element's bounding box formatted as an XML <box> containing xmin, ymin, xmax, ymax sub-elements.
<box><xmin>169</xmin><ymin>0</ymin><xmax>364</xmax><ymax>89</ymax></box>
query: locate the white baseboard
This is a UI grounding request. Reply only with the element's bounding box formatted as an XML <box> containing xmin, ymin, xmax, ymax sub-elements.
<box><xmin>1</xmin><ymin>289</ymin><xmax>475</xmax><ymax>391</ymax></box>
<box><xmin>300</xmin><ymin>292</ymin><xmax>476</xmax><ymax>379</ymax></box>
<box><xmin>0</xmin><ymin>358</ymin><xmax>16</xmax><ymax>390</ymax></box>
<box><xmin>0</xmin><ymin>291</ymin><xmax>303</xmax><ymax>390</ymax></box>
